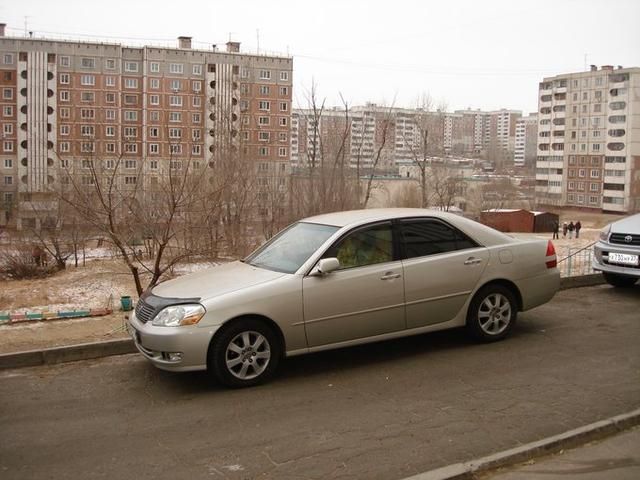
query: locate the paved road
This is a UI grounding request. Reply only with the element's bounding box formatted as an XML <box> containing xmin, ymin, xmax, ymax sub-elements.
<box><xmin>1</xmin><ymin>284</ymin><xmax>639</xmax><ymax>480</ymax></box>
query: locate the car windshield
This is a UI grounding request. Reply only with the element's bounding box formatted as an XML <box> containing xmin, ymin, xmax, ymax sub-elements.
<box><xmin>245</xmin><ymin>222</ymin><xmax>340</xmax><ymax>274</ymax></box>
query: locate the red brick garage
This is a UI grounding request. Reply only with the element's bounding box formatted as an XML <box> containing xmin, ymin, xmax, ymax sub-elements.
<box><xmin>480</xmin><ymin>209</ymin><xmax>559</xmax><ymax>233</ymax></box>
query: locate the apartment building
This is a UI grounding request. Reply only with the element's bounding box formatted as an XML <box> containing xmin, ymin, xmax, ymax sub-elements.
<box><xmin>535</xmin><ymin>65</ymin><xmax>640</xmax><ymax>213</ymax></box>
<box><xmin>0</xmin><ymin>24</ymin><xmax>293</xmax><ymax>228</ymax></box>
<box><xmin>514</xmin><ymin>113</ymin><xmax>538</xmax><ymax>168</ymax></box>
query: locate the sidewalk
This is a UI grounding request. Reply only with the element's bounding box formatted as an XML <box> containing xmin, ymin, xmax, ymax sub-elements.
<box><xmin>483</xmin><ymin>426</ymin><xmax>640</xmax><ymax>480</ymax></box>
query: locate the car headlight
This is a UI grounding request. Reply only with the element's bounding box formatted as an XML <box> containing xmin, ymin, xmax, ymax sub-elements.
<box><xmin>599</xmin><ymin>225</ymin><xmax>611</xmax><ymax>242</ymax></box>
<box><xmin>152</xmin><ymin>304</ymin><xmax>206</xmax><ymax>327</ymax></box>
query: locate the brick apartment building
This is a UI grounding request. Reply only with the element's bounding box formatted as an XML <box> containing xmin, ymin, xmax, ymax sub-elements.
<box><xmin>535</xmin><ymin>65</ymin><xmax>640</xmax><ymax>213</ymax></box>
<box><xmin>0</xmin><ymin>24</ymin><xmax>292</xmax><ymax>228</ymax></box>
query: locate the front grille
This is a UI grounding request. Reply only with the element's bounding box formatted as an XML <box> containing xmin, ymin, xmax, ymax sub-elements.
<box><xmin>610</xmin><ymin>233</ymin><xmax>640</xmax><ymax>246</ymax></box>
<box><xmin>135</xmin><ymin>299</ymin><xmax>156</xmax><ymax>324</ymax></box>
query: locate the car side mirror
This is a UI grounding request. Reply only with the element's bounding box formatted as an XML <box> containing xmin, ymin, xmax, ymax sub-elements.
<box><xmin>310</xmin><ymin>257</ymin><xmax>340</xmax><ymax>276</ymax></box>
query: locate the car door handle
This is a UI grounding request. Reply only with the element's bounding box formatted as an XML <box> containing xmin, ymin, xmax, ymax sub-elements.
<box><xmin>464</xmin><ymin>257</ymin><xmax>483</xmax><ymax>265</ymax></box>
<box><xmin>380</xmin><ymin>272</ymin><xmax>401</xmax><ymax>280</ymax></box>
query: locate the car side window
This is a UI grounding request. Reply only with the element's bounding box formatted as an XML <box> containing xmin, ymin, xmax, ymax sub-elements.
<box><xmin>324</xmin><ymin>223</ymin><xmax>393</xmax><ymax>269</ymax></box>
<box><xmin>400</xmin><ymin>220</ymin><xmax>477</xmax><ymax>259</ymax></box>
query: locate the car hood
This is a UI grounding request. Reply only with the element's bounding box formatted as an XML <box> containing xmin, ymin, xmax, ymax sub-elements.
<box><xmin>611</xmin><ymin>213</ymin><xmax>640</xmax><ymax>235</ymax></box>
<box><xmin>151</xmin><ymin>261</ymin><xmax>287</xmax><ymax>301</ymax></box>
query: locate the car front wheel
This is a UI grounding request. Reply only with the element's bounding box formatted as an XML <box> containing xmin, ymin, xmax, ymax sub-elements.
<box><xmin>603</xmin><ymin>272</ymin><xmax>638</xmax><ymax>288</ymax></box>
<box><xmin>208</xmin><ymin>319</ymin><xmax>281</xmax><ymax>388</ymax></box>
<box><xmin>467</xmin><ymin>285</ymin><xmax>517</xmax><ymax>342</ymax></box>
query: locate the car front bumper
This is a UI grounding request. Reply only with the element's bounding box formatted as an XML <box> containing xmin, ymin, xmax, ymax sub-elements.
<box><xmin>127</xmin><ymin>311</ymin><xmax>217</xmax><ymax>372</ymax></box>
<box><xmin>592</xmin><ymin>241</ymin><xmax>640</xmax><ymax>278</ymax></box>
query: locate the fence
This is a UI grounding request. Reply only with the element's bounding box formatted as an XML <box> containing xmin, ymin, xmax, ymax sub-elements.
<box><xmin>557</xmin><ymin>242</ymin><xmax>596</xmax><ymax>277</ymax></box>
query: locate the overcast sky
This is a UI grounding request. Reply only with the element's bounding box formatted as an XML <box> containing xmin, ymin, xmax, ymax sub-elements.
<box><xmin>3</xmin><ymin>0</ymin><xmax>640</xmax><ymax>114</ymax></box>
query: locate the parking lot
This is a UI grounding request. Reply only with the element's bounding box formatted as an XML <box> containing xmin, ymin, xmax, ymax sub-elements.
<box><xmin>1</xmin><ymin>284</ymin><xmax>639</xmax><ymax>480</ymax></box>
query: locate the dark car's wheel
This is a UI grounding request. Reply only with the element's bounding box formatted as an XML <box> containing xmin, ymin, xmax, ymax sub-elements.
<box><xmin>208</xmin><ymin>319</ymin><xmax>281</xmax><ymax>388</ymax></box>
<box><xmin>603</xmin><ymin>272</ymin><xmax>638</xmax><ymax>288</ymax></box>
<box><xmin>467</xmin><ymin>285</ymin><xmax>517</xmax><ymax>342</ymax></box>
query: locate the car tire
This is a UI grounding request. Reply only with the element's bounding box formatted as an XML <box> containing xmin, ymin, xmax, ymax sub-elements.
<box><xmin>466</xmin><ymin>285</ymin><xmax>517</xmax><ymax>342</ymax></box>
<box><xmin>603</xmin><ymin>272</ymin><xmax>638</xmax><ymax>288</ymax></box>
<box><xmin>208</xmin><ymin>319</ymin><xmax>281</xmax><ymax>388</ymax></box>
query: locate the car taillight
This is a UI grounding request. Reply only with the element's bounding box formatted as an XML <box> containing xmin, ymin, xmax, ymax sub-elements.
<box><xmin>545</xmin><ymin>240</ymin><xmax>557</xmax><ymax>268</ymax></box>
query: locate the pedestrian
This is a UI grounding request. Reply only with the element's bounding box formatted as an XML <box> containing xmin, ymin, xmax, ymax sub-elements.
<box><xmin>562</xmin><ymin>222</ymin><xmax>568</xmax><ymax>239</ymax></box>
<box><xmin>552</xmin><ymin>220</ymin><xmax>559</xmax><ymax>240</ymax></box>
<box><xmin>575</xmin><ymin>220</ymin><xmax>582</xmax><ymax>239</ymax></box>
<box><xmin>568</xmin><ymin>221</ymin><xmax>575</xmax><ymax>239</ymax></box>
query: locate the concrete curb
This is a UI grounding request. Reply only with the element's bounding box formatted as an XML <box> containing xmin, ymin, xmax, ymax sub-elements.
<box><xmin>402</xmin><ymin>408</ymin><xmax>640</xmax><ymax>480</ymax></box>
<box><xmin>559</xmin><ymin>273</ymin><xmax>605</xmax><ymax>290</ymax></box>
<box><xmin>0</xmin><ymin>338</ymin><xmax>135</xmax><ymax>370</ymax></box>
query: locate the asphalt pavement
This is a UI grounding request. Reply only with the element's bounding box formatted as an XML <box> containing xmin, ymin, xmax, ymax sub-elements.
<box><xmin>0</xmin><ymin>284</ymin><xmax>639</xmax><ymax>480</ymax></box>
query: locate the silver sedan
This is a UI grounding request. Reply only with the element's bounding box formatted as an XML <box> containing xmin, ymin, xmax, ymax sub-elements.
<box><xmin>127</xmin><ymin>208</ymin><xmax>560</xmax><ymax>387</ymax></box>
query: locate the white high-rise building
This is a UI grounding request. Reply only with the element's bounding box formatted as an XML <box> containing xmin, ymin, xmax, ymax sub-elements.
<box><xmin>514</xmin><ymin>113</ymin><xmax>538</xmax><ymax>168</ymax></box>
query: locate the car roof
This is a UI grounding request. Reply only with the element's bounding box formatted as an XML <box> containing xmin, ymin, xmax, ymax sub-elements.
<box><xmin>303</xmin><ymin>208</ymin><xmax>462</xmax><ymax>227</ymax></box>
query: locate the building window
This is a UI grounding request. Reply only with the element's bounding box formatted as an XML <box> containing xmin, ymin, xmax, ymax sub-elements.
<box><xmin>3</xmin><ymin>141</ymin><xmax>13</xmax><ymax>152</ymax></box>
<box><xmin>105</xmin><ymin>92</ymin><xmax>116</xmax><ymax>103</ymax></box>
<box><xmin>124</xmin><ymin>176</ymin><xmax>137</xmax><ymax>185</ymax></box>
<box><xmin>279</xmin><ymin>102</ymin><xmax>288</xmax><ymax>112</ymax></box>
<box><xmin>192</xmin><ymin>129</ymin><xmax>201</xmax><ymax>141</ymax></box>
<box><xmin>279</xmin><ymin>117</ymin><xmax>288</xmax><ymax>127</ymax></box>
<box><xmin>169</xmin><ymin>112</ymin><xmax>182</xmax><ymax>122</ymax></box>
<box><xmin>259</xmin><ymin>101</ymin><xmax>270</xmax><ymax>111</ymax></box>
<box><xmin>3</xmin><ymin>158</ymin><xmax>12</xmax><ymax>168</ymax></box>
<box><xmin>193</xmin><ymin>96</ymin><xmax>201</xmax><ymax>107</ymax></box>
<box><xmin>240</xmin><ymin>100</ymin><xmax>249</xmax><ymax>111</ymax></box>
<box><xmin>81</xmin><ymin>125</ymin><xmax>95</xmax><ymax>137</ymax></box>
<box><xmin>124</xmin><ymin>94</ymin><xmax>137</xmax><ymax>105</ymax></box>
<box><xmin>60</xmin><ymin>125</ymin><xmax>70</xmax><ymax>136</ymax></box>
<box><xmin>124</xmin><ymin>62</ymin><xmax>138</xmax><ymax>73</ymax></box>
<box><xmin>105</xmin><ymin>76</ymin><xmax>116</xmax><ymax>87</ymax></box>
<box><xmin>280</xmin><ymin>71</ymin><xmax>289</xmax><ymax>81</ymax></box>
<box><xmin>2</xmin><ymin>124</ymin><xmax>12</xmax><ymax>135</ymax></box>
<box><xmin>80</xmin><ymin>75</ymin><xmax>95</xmax><ymax>86</ymax></box>
<box><xmin>149</xmin><ymin>111</ymin><xmax>160</xmax><ymax>121</ymax></box>
<box><xmin>3</xmin><ymin>53</ymin><xmax>13</xmax><ymax>64</ymax></box>
<box><xmin>259</xmin><ymin>147</ymin><xmax>269</xmax><ymax>156</ymax></box>
<box><xmin>590</xmin><ymin>183</ymin><xmax>600</xmax><ymax>192</ymax></box>
<box><xmin>170</xmin><ymin>80</ymin><xmax>182</xmax><ymax>91</ymax></box>
<box><xmin>169</xmin><ymin>63</ymin><xmax>184</xmax><ymax>74</ymax></box>
<box><xmin>59</xmin><ymin>142</ymin><xmax>70</xmax><ymax>153</ymax></box>
<box><xmin>259</xmin><ymin>85</ymin><xmax>270</xmax><ymax>95</ymax></box>
<box><xmin>81</xmin><ymin>143</ymin><xmax>95</xmax><ymax>153</ymax></box>
<box><xmin>149</xmin><ymin>127</ymin><xmax>159</xmax><ymax>138</ymax></box>
<box><xmin>105</xmin><ymin>143</ymin><xmax>116</xmax><ymax>153</ymax></box>
<box><xmin>259</xmin><ymin>132</ymin><xmax>270</xmax><ymax>142</ymax></box>
<box><xmin>169</xmin><ymin>128</ymin><xmax>182</xmax><ymax>138</ymax></box>
<box><xmin>279</xmin><ymin>132</ymin><xmax>288</xmax><ymax>142</ymax></box>
<box><xmin>150</xmin><ymin>78</ymin><xmax>160</xmax><ymax>89</ymax></box>
<box><xmin>258</xmin><ymin>116</ymin><xmax>270</xmax><ymax>125</ymax></box>
<box><xmin>149</xmin><ymin>94</ymin><xmax>160</xmax><ymax>105</ymax></box>
<box><xmin>149</xmin><ymin>144</ymin><xmax>159</xmax><ymax>154</ymax></box>
<box><xmin>169</xmin><ymin>95</ymin><xmax>182</xmax><ymax>106</ymax></box>
<box><xmin>170</xmin><ymin>145</ymin><xmax>182</xmax><ymax>154</ymax></box>
<box><xmin>105</xmin><ymin>126</ymin><xmax>115</xmax><ymax>137</ymax></box>
<box><xmin>124</xmin><ymin>144</ymin><xmax>137</xmax><ymax>154</ymax></box>
<box><xmin>150</xmin><ymin>62</ymin><xmax>160</xmax><ymax>73</ymax></box>
<box><xmin>125</xmin><ymin>159</ymin><xmax>137</xmax><ymax>169</ymax></box>
<box><xmin>59</xmin><ymin>56</ymin><xmax>70</xmax><ymax>67</ymax></box>
<box><xmin>59</xmin><ymin>107</ymin><xmax>70</xmax><ymax>119</ymax></box>
<box><xmin>80</xmin><ymin>57</ymin><xmax>96</xmax><ymax>69</ymax></box>
<box><xmin>241</xmin><ymin>67</ymin><xmax>250</xmax><ymax>79</ymax></box>
<box><xmin>192</xmin><ymin>145</ymin><xmax>201</xmax><ymax>155</ymax></box>
<box><xmin>59</xmin><ymin>91</ymin><xmax>70</xmax><ymax>102</ymax></box>
<box><xmin>192</xmin><ymin>64</ymin><xmax>202</xmax><ymax>75</ymax></box>
<box><xmin>192</xmin><ymin>81</ymin><xmax>201</xmax><ymax>92</ymax></box>
<box><xmin>124</xmin><ymin>78</ymin><xmax>138</xmax><ymax>89</ymax></box>
<box><xmin>124</xmin><ymin>111</ymin><xmax>138</xmax><ymax>121</ymax></box>
<box><xmin>192</xmin><ymin>113</ymin><xmax>201</xmax><ymax>124</ymax></box>
<box><xmin>106</xmin><ymin>110</ymin><xmax>116</xmax><ymax>120</ymax></box>
<box><xmin>278</xmin><ymin>147</ymin><xmax>287</xmax><ymax>157</ymax></box>
<box><xmin>59</xmin><ymin>73</ymin><xmax>70</xmax><ymax>84</ymax></box>
<box><xmin>124</xmin><ymin>127</ymin><xmax>138</xmax><ymax>138</ymax></box>
<box><xmin>105</xmin><ymin>58</ymin><xmax>116</xmax><ymax>70</ymax></box>
<box><xmin>279</xmin><ymin>86</ymin><xmax>288</xmax><ymax>96</ymax></box>
<box><xmin>150</xmin><ymin>160</ymin><xmax>158</xmax><ymax>169</ymax></box>
<box><xmin>3</xmin><ymin>175</ymin><xmax>13</xmax><ymax>185</ymax></box>
<box><xmin>259</xmin><ymin>70</ymin><xmax>271</xmax><ymax>80</ymax></box>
